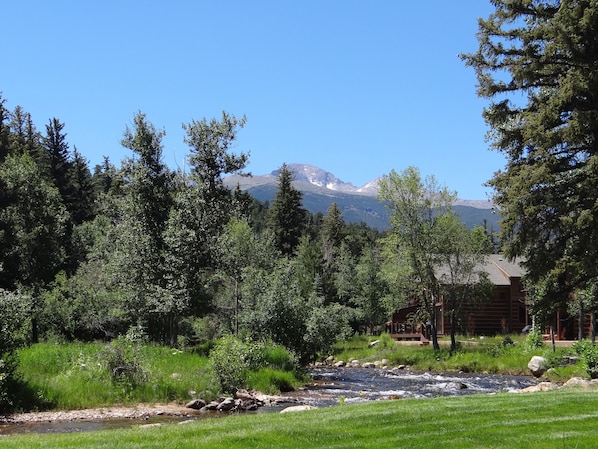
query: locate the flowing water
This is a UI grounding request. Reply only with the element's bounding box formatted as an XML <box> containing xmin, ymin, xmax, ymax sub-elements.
<box><xmin>0</xmin><ymin>368</ymin><xmax>536</xmax><ymax>436</ymax></box>
<box><xmin>290</xmin><ymin>367</ymin><xmax>536</xmax><ymax>407</ymax></box>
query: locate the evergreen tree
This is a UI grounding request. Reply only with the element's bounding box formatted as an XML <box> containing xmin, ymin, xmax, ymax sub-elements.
<box><xmin>43</xmin><ymin>117</ymin><xmax>72</xmax><ymax>201</ymax></box>
<box><xmin>268</xmin><ymin>163</ymin><xmax>307</xmax><ymax>255</ymax></box>
<box><xmin>117</xmin><ymin>112</ymin><xmax>174</xmax><ymax>343</ymax></box>
<box><xmin>92</xmin><ymin>156</ymin><xmax>123</xmax><ymax>198</ymax></box>
<box><xmin>0</xmin><ymin>153</ymin><xmax>68</xmax><ymax>341</ymax></box>
<box><xmin>68</xmin><ymin>148</ymin><xmax>96</xmax><ymax>225</ymax></box>
<box><xmin>0</xmin><ymin>94</ymin><xmax>9</xmax><ymax>162</ymax></box>
<box><xmin>321</xmin><ymin>203</ymin><xmax>346</xmax><ymax>249</ymax></box>
<box><xmin>7</xmin><ymin>106</ymin><xmax>46</xmax><ymax>170</ymax></box>
<box><xmin>461</xmin><ymin>1</ymin><xmax>598</xmax><ymax>315</ymax></box>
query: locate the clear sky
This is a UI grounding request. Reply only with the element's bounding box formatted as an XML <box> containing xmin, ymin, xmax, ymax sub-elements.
<box><xmin>3</xmin><ymin>0</ymin><xmax>503</xmax><ymax>200</ymax></box>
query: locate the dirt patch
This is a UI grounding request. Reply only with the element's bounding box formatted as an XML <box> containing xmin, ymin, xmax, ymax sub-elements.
<box><xmin>2</xmin><ymin>403</ymin><xmax>196</xmax><ymax>424</ymax></box>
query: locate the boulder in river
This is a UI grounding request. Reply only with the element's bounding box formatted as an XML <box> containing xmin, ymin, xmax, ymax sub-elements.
<box><xmin>185</xmin><ymin>399</ymin><xmax>206</xmax><ymax>410</ymax></box>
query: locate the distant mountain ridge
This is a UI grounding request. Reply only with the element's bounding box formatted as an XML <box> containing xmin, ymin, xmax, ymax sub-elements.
<box><xmin>224</xmin><ymin>163</ymin><xmax>498</xmax><ymax>230</ymax></box>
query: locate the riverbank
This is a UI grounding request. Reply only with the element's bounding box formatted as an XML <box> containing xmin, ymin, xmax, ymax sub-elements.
<box><xmin>3</xmin><ymin>388</ymin><xmax>598</xmax><ymax>448</ymax></box>
<box><xmin>2</xmin><ymin>403</ymin><xmax>192</xmax><ymax>424</ymax></box>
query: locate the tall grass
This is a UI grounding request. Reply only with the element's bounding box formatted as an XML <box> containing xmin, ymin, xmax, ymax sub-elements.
<box><xmin>14</xmin><ymin>340</ymin><xmax>306</xmax><ymax>412</ymax></box>
<box><xmin>14</xmin><ymin>343</ymin><xmax>216</xmax><ymax>411</ymax></box>
<box><xmin>332</xmin><ymin>333</ymin><xmax>587</xmax><ymax>378</ymax></box>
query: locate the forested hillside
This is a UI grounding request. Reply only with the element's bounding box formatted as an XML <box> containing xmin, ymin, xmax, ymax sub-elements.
<box><xmin>0</xmin><ymin>93</ymin><xmax>499</xmax><ymax>411</ymax></box>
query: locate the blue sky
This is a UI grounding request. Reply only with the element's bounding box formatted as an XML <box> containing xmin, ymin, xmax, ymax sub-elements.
<box><xmin>3</xmin><ymin>1</ymin><xmax>501</xmax><ymax>200</ymax></box>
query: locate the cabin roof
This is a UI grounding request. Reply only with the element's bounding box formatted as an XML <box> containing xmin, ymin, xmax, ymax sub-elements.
<box><xmin>486</xmin><ymin>254</ymin><xmax>524</xmax><ymax>286</ymax></box>
<box><xmin>435</xmin><ymin>254</ymin><xmax>524</xmax><ymax>287</ymax></box>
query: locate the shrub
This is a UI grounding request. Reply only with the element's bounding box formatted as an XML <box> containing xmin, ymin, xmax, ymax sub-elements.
<box><xmin>209</xmin><ymin>335</ymin><xmax>254</xmax><ymax>394</ymax></box>
<box><xmin>572</xmin><ymin>340</ymin><xmax>598</xmax><ymax>379</ymax></box>
<box><xmin>0</xmin><ymin>289</ymin><xmax>30</xmax><ymax>413</ymax></box>
<box><xmin>209</xmin><ymin>336</ymin><xmax>299</xmax><ymax>394</ymax></box>
<box><xmin>523</xmin><ymin>328</ymin><xmax>544</xmax><ymax>353</ymax></box>
<box><xmin>100</xmin><ymin>332</ymin><xmax>148</xmax><ymax>390</ymax></box>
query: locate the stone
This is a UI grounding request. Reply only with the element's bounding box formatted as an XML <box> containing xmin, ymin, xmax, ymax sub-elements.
<box><xmin>514</xmin><ymin>382</ymin><xmax>557</xmax><ymax>393</ymax></box>
<box><xmin>564</xmin><ymin>377</ymin><xmax>592</xmax><ymax>388</ymax></box>
<box><xmin>362</xmin><ymin>362</ymin><xmax>375</xmax><ymax>369</ymax></box>
<box><xmin>185</xmin><ymin>398</ymin><xmax>206</xmax><ymax>410</ymax></box>
<box><xmin>334</xmin><ymin>360</ymin><xmax>345</xmax><ymax>367</ymax></box>
<box><xmin>200</xmin><ymin>400</ymin><xmax>221</xmax><ymax>411</ymax></box>
<box><xmin>528</xmin><ymin>356</ymin><xmax>548</xmax><ymax>377</ymax></box>
<box><xmin>279</xmin><ymin>405</ymin><xmax>318</xmax><ymax>413</ymax></box>
<box><xmin>216</xmin><ymin>398</ymin><xmax>236</xmax><ymax>412</ymax></box>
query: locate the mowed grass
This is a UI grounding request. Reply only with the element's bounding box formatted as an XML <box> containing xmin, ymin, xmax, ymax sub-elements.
<box><xmin>3</xmin><ymin>389</ymin><xmax>598</xmax><ymax>448</ymax></box>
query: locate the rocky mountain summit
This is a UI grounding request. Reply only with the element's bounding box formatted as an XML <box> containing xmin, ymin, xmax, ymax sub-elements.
<box><xmin>224</xmin><ymin>163</ymin><xmax>498</xmax><ymax>230</ymax></box>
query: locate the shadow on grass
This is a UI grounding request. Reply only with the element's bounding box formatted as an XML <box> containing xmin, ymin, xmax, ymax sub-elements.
<box><xmin>2</xmin><ymin>376</ymin><xmax>56</xmax><ymax>415</ymax></box>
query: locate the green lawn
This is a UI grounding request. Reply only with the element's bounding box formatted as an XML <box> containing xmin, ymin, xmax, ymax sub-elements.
<box><xmin>3</xmin><ymin>389</ymin><xmax>597</xmax><ymax>448</ymax></box>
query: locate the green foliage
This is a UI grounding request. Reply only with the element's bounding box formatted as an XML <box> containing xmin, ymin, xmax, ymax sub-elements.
<box><xmin>245</xmin><ymin>368</ymin><xmax>297</xmax><ymax>394</ymax></box>
<box><xmin>461</xmin><ymin>1</ymin><xmax>598</xmax><ymax>307</ymax></box>
<box><xmin>209</xmin><ymin>335</ymin><xmax>299</xmax><ymax>394</ymax></box>
<box><xmin>15</xmin><ymin>342</ymin><xmax>217</xmax><ymax>410</ymax></box>
<box><xmin>0</xmin><ymin>152</ymin><xmax>68</xmax><ymax>291</ymax></box>
<box><xmin>268</xmin><ymin>163</ymin><xmax>307</xmax><ymax>255</ymax></box>
<box><xmin>523</xmin><ymin>328</ymin><xmax>544</xmax><ymax>353</ymax></box>
<box><xmin>0</xmin><ymin>289</ymin><xmax>30</xmax><ymax>412</ymax></box>
<box><xmin>573</xmin><ymin>340</ymin><xmax>598</xmax><ymax>379</ymax></box>
<box><xmin>100</xmin><ymin>332</ymin><xmax>149</xmax><ymax>391</ymax></box>
<box><xmin>209</xmin><ymin>335</ymin><xmax>259</xmax><ymax>393</ymax></box>
<box><xmin>379</xmin><ymin>166</ymin><xmax>488</xmax><ymax>351</ymax></box>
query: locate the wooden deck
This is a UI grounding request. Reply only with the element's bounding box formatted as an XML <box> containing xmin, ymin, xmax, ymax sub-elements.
<box><xmin>390</xmin><ymin>333</ymin><xmax>430</xmax><ymax>344</ymax></box>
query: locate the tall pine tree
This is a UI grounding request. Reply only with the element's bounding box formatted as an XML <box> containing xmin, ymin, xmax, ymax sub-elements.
<box><xmin>268</xmin><ymin>163</ymin><xmax>307</xmax><ymax>256</ymax></box>
<box><xmin>461</xmin><ymin>1</ymin><xmax>598</xmax><ymax>316</ymax></box>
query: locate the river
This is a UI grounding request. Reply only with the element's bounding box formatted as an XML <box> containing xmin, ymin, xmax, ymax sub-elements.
<box><xmin>0</xmin><ymin>367</ymin><xmax>536</xmax><ymax>436</ymax></box>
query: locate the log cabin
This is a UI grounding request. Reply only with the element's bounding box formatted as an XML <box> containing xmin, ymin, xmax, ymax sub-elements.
<box><xmin>388</xmin><ymin>254</ymin><xmax>529</xmax><ymax>341</ymax></box>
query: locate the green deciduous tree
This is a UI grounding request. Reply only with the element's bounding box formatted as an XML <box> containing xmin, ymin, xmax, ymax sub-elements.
<box><xmin>160</xmin><ymin>112</ymin><xmax>250</xmax><ymax>338</ymax></box>
<box><xmin>0</xmin><ymin>288</ymin><xmax>30</xmax><ymax>412</ymax></box>
<box><xmin>379</xmin><ymin>166</ymin><xmax>456</xmax><ymax>350</ymax></box>
<box><xmin>435</xmin><ymin>218</ymin><xmax>493</xmax><ymax>351</ymax></box>
<box><xmin>461</xmin><ymin>1</ymin><xmax>598</xmax><ymax>320</ymax></box>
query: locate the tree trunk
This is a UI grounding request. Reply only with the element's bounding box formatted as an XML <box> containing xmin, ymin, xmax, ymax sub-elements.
<box><xmin>578</xmin><ymin>296</ymin><xmax>585</xmax><ymax>340</ymax></box>
<box><xmin>429</xmin><ymin>306</ymin><xmax>440</xmax><ymax>351</ymax></box>
<box><xmin>449</xmin><ymin>313</ymin><xmax>457</xmax><ymax>353</ymax></box>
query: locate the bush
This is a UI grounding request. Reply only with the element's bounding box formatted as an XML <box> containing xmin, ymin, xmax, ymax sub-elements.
<box><xmin>523</xmin><ymin>329</ymin><xmax>544</xmax><ymax>353</ymax></box>
<box><xmin>209</xmin><ymin>335</ymin><xmax>255</xmax><ymax>394</ymax></box>
<box><xmin>100</xmin><ymin>331</ymin><xmax>148</xmax><ymax>390</ymax></box>
<box><xmin>209</xmin><ymin>336</ymin><xmax>299</xmax><ymax>394</ymax></box>
<box><xmin>572</xmin><ymin>340</ymin><xmax>598</xmax><ymax>379</ymax></box>
<box><xmin>0</xmin><ymin>289</ymin><xmax>30</xmax><ymax>413</ymax></box>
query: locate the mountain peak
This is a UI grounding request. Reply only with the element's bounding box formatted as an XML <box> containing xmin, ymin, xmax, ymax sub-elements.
<box><xmin>271</xmin><ymin>163</ymin><xmax>364</xmax><ymax>193</ymax></box>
